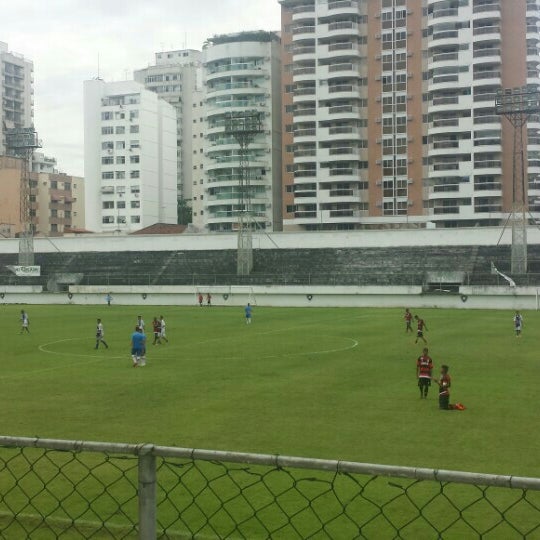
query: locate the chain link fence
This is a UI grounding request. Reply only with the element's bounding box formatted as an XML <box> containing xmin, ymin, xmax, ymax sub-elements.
<box><xmin>1</xmin><ymin>436</ymin><xmax>540</xmax><ymax>539</ymax></box>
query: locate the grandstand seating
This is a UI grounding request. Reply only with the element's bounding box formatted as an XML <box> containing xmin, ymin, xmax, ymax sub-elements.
<box><xmin>2</xmin><ymin>244</ymin><xmax>539</xmax><ymax>288</ymax></box>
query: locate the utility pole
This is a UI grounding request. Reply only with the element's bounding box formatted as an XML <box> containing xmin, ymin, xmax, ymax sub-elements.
<box><xmin>495</xmin><ymin>86</ymin><xmax>540</xmax><ymax>274</ymax></box>
<box><xmin>224</xmin><ymin>111</ymin><xmax>263</xmax><ymax>276</ymax></box>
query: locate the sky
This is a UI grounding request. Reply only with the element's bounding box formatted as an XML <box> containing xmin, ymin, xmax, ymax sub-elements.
<box><xmin>2</xmin><ymin>0</ymin><xmax>282</xmax><ymax>176</ymax></box>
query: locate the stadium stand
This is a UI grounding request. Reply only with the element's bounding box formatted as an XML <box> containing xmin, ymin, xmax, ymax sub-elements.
<box><xmin>3</xmin><ymin>244</ymin><xmax>539</xmax><ymax>289</ymax></box>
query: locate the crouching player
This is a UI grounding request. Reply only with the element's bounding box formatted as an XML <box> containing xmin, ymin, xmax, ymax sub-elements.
<box><xmin>131</xmin><ymin>326</ymin><xmax>146</xmax><ymax>367</ymax></box>
<box><xmin>434</xmin><ymin>365</ymin><xmax>465</xmax><ymax>410</ymax></box>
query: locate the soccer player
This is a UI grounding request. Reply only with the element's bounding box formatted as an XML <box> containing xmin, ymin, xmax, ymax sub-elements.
<box><xmin>152</xmin><ymin>317</ymin><xmax>162</xmax><ymax>345</ymax></box>
<box><xmin>136</xmin><ymin>315</ymin><xmax>145</xmax><ymax>332</ymax></box>
<box><xmin>95</xmin><ymin>319</ymin><xmax>109</xmax><ymax>349</ymax></box>
<box><xmin>20</xmin><ymin>310</ymin><xmax>30</xmax><ymax>334</ymax></box>
<box><xmin>514</xmin><ymin>311</ymin><xmax>523</xmax><ymax>337</ymax></box>
<box><xmin>206</xmin><ymin>293</ymin><xmax>212</xmax><ymax>307</ymax></box>
<box><xmin>433</xmin><ymin>365</ymin><xmax>465</xmax><ymax>410</ymax></box>
<box><xmin>105</xmin><ymin>293</ymin><xmax>112</xmax><ymax>306</ymax></box>
<box><xmin>198</xmin><ymin>293</ymin><xmax>203</xmax><ymax>307</ymax></box>
<box><xmin>245</xmin><ymin>303</ymin><xmax>253</xmax><ymax>324</ymax></box>
<box><xmin>416</xmin><ymin>348</ymin><xmax>433</xmax><ymax>399</ymax></box>
<box><xmin>414</xmin><ymin>315</ymin><xmax>428</xmax><ymax>344</ymax></box>
<box><xmin>131</xmin><ymin>326</ymin><xmax>146</xmax><ymax>367</ymax></box>
<box><xmin>404</xmin><ymin>308</ymin><xmax>413</xmax><ymax>333</ymax></box>
<box><xmin>159</xmin><ymin>315</ymin><xmax>169</xmax><ymax>343</ymax></box>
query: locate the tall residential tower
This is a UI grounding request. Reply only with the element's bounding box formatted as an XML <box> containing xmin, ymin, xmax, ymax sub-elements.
<box><xmin>280</xmin><ymin>0</ymin><xmax>540</xmax><ymax>229</ymax></box>
<box><xmin>0</xmin><ymin>41</ymin><xmax>34</xmax><ymax>155</ymax></box>
<box><xmin>134</xmin><ymin>49</ymin><xmax>203</xmax><ymax>205</ymax></box>
<box><xmin>84</xmin><ymin>79</ymin><xmax>178</xmax><ymax>233</ymax></box>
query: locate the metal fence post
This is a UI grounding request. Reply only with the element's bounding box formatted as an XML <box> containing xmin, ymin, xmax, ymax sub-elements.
<box><xmin>138</xmin><ymin>445</ymin><xmax>157</xmax><ymax>540</ymax></box>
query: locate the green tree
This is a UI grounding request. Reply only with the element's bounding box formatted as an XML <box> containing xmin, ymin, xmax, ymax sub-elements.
<box><xmin>177</xmin><ymin>198</ymin><xmax>192</xmax><ymax>225</ymax></box>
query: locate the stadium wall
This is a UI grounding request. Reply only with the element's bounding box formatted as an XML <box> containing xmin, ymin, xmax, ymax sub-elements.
<box><xmin>0</xmin><ymin>225</ymin><xmax>539</xmax><ymax>253</ymax></box>
<box><xmin>1</xmin><ymin>284</ymin><xmax>539</xmax><ymax>310</ymax></box>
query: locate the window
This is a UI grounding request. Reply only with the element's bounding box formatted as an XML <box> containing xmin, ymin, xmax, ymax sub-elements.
<box><xmin>102</xmin><ymin>172</ymin><xmax>114</xmax><ymax>179</ymax></box>
<box><xmin>102</xmin><ymin>157</ymin><xmax>114</xmax><ymax>165</ymax></box>
<box><xmin>101</xmin><ymin>126</ymin><xmax>114</xmax><ymax>135</ymax></box>
<box><xmin>115</xmin><ymin>126</ymin><xmax>125</xmax><ymax>135</ymax></box>
<box><xmin>116</xmin><ymin>156</ymin><xmax>125</xmax><ymax>165</ymax></box>
<box><xmin>130</xmin><ymin>186</ymin><xmax>140</xmax><ymax>194</ymax></box>
<box><xmin>117</xmin><ymin>201</ymin><xmax>126</xmax><ymax>209</ymax></box>
<box><xmin>50</xmin><ymin>224</ymin><xmax>58</xmax><ymax>233</ymax></box>
<box><xmin>130</xmin><ymin>216</ymin><xmax>141</xmax><ymax>223</ymax></box>
<box><xmin>130</xmin><ymin>170</ymin><xmax>140</xmax><ymax>179</ymax></box>
<box><xmin>130</xmin><ymin>155</ymin><xmax>140</xmax><ymax>164</ymax></box>
<box><xmin>101</xmin><ymin>112</ymin><xmax>113</xmax><ymax>121</ymax></box>
<box><xmin>51</xmin><ymin>209</ymin><xmax>58</xmax><ymax>217</ymax></box>
<box><xmin>130</xmin><ymin>111</ymin><xmax>139</xmax><ymax>120</ymax></box>
<box><xmin>116</xmin><ymin>141</ymin><xmax>125</xmax><ymax>150</ymax></box>
<box><xmin>117</xmin><ymin>216</ymin><xmax>126</xmax><ymax>224</ymax></box>
<box><xmin>102</xmin><ymin>216</ymin><xmax>114</xmax><ymax>224</ymax></box>
<box><xmin>116</xmin><ymin>171</ymin><xmax>125</xmax><ymax>179</ymax></box>
<box><xmin>130</xmin><ymin>125</ymin><xmax>139</xmax><ymax>133</ymax></box>
<box><xmin>130</xmin><ymin>140</ymin><xmax>140</xmax><ymax>149</ymax></box>
<box><xmin>102</xmin><ymin>141</ymin><xmax>113</xmax><ymax>150</ymax></box>
<box><xmin>102</xmin><ymin>201</ymin><xmax>114</xmax><ymax>209</ymax></box>
<box><xmin>131</xmin><ymin>200</ymin><xmax>141</xmax><ymax>208</ymax></box>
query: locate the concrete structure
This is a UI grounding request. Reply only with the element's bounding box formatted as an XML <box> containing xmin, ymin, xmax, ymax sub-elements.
<box><xmin>0</xmin><ymin>42</ymin><xmax>34</xmax><ymax>155</ymax></box>
<box><xmin>279</xmin><ymin>0</ymin><xmax>540</xmax><ymax>229</ymax></box>
<box><xmin>0</xmin><ymin>156</ymin><xmax>84</xmax><ymax>236</ymax></box>
<box><xmin>134</xmin><ymin>49</ymin><xmax>203</xmax><ymax>204</ymax></box>
<box><xmin>32</xmin><ymin>152</ymin><xmax>58</xmax><ymax>174</ymax></box>
<box><xmin>202</xmin><ymin>31</ymin><xmax>283</xmax><ymax>232</ymax></box>
<box><xmin>83</xmin><ymin>79</ymin><xmax>178</xmax><ymax>233</ymax></box>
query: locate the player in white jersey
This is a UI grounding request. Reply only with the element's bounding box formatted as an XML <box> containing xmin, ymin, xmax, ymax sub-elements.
<box><xmin>95</xmin><ymin>319</ymin><xmax>109</xmax><ymax>349</ymax></box>
<box><xmin>20</xmin><ymin>310</ymin><xmax>30</xmax><ymax>334</ymax></box>
<box><xmin>159</xmin><ymin>316</ymin><xmax>169</xmax><ymax>343</ymax></box>
<box><xmin>136</xmin><ymin>315</ymin><xmax>145</xmax><ymax>332</ymax></box>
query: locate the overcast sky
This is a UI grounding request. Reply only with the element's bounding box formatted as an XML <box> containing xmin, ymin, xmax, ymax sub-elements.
<box><xmin>2</xmin><ymin>0</ymin><xmax>281</xmax><ymax>176</ymax></box>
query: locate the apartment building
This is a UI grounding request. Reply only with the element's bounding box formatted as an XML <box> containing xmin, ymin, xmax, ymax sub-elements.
<box><xmin>0</xmin><ymin>156</ymin><xmax>84</xmax><ymax>237</ymax></box>
<box><xmin>0</xmin><ymin>41</ymin><xmax>34</xmax><ymax>155</ymax></box>
<box><xmin>280</xmin><ymin>0</ymin><xmax>540</xmax><ymax>229</ymax></box>
<box><xmin>83</xmin><ymin>79</ymin><xmax>178</xmax><ymax>233</ymax></box>
<box><xmin>201</xmin><ymin>31</ymin><xmax>283</xmax><ymax>232</ymax></box>
<box><xmin>134</xmin><ymin>49</ymin><xmax>203</xmax><ymax>203</ymax></box>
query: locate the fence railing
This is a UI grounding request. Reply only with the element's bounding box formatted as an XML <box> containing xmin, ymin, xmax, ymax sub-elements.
<box><xmin>1</xmin><ymin>436</ymin><xmax>540</xmax><ymax>539</ymax></box>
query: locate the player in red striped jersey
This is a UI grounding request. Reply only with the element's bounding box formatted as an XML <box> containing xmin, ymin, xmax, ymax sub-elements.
<box><xmin>404</xmin><ymin>308</ymin><xmax>413</xmax><ymax>333</ymax></box>
<box><xmin>416</xmin><ymin>348</ymin><xmax>433</xmax><ymax>399</ymax></box>
<box><xmin>414</xmin><ymin>315</ymin><xmax>428</xmax><ymax>344</ymax></box>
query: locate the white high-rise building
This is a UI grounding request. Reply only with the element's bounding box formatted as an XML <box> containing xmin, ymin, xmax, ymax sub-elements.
<box><xmin>134</xmin><ymin>49</ymin><xmax>202</xmax><ymax>205</ymax></box>
<box><xmin>0</xmin><ymin>41</ymin><xmax>34</xmax><ymax>154</ymax></box>
<box><xmin>202</xmin><ymin>31</ymin><xmax>283</xmax><ymax>232</ymax></box>
<box><xmin>83</xmin><ymin>79</ymin><xmax>178</xmax><ymax>233</ymax></box>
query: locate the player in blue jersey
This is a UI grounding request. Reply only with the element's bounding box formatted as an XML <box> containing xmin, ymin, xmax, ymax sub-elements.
<box><xmin>131</xmin><ymin>326</ymin><xmax>147</xmax><ymax>367</ymax></box>
<box><xmin>245</xmin><ymin>303</ymin><xmax>252</xmax><ymax>324</ymax></box>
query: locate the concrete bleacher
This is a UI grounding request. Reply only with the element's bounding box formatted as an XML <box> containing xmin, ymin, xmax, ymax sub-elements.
<box><xmin>0</xmin><ymin>245</ymin><xmax>514</xmax><ymax>289</ymax></box>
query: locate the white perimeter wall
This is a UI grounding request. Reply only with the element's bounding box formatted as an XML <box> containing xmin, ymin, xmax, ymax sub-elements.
<box><xmin>0</xmin><ymin>226</ymin><xmax>538</xmax><ymax>254</ymax></box>
<box><xmin>0</xmin><ymin>284</ymin><xmax>539</xmax><ymax>311</ymax></box>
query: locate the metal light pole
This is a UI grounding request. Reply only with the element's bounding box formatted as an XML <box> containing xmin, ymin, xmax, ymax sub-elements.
<box><xmin>224</xmin><ymin>111</ymin><xmax>263</xmax><ymax>276</ymax></box>
<box><xmin>6</xmin><ymin>127</ymin><xmax>42</xmax><ymax>266</ymax></box>
<box><xmin>495</xmin><ymin>86</ymin><xmax>540</xmax><ymax>274</ymax></box>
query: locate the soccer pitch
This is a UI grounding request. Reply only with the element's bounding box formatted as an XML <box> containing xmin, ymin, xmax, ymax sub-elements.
<box><xmin>1</xmin><ymin>304</ymin><xmax>539</xmax><ymax>477</ymax></box>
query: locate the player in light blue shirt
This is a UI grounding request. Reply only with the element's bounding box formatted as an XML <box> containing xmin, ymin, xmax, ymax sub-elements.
<box><xmin>131</xmin><ymin>327</ymin><xmax>147</xmax><ymax>367</ymax></box>
<box><xmin>245</xmin><ymin>303</ymin><xmax>252</xmax><ymax>324</ymax></box>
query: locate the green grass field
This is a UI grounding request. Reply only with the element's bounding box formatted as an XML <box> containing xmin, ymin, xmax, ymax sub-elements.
<box><xmin>1</xmin><ymin>303</ymin><xmax>539</xmax><ymax>478</ymax></box>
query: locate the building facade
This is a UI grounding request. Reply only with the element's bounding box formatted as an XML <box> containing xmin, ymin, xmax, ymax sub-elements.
<box><xmin>83</xmin><ymin>79</ymin><xmax>178</xmax><ymax>233</ymax></box>
<box><xmin>0</xmin><ymin>41</ymin><xmax>34</xmax><ymax>155</ymax></box>
<box><xmin>280</xmin><ymin>0</ymin><xmax>540</xmax><ymax>229</ymax></box>
<box><xmin>0</xmin><ymin>156</ymin><xmax>84</xmax><ymax>237</ymax></box>
<box><xmin>134</xmin><ymin>49</ymin><xmax>202</xmax><ymax>204</ymax></box>
<box><xmin>201</xmin><ymin>31</ymin><xmax>283</xmax><ymax>232</ymax></box>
